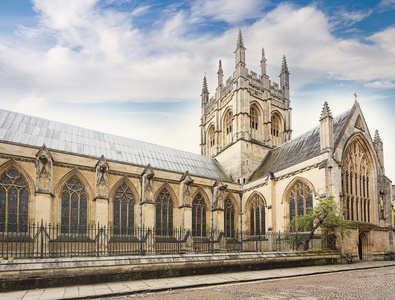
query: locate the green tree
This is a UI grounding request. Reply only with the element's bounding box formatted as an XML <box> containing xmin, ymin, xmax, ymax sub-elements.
<box><xmin>289</xmin><ymin>196</ymin><xmax>352</xmax><ymax>251</ymax></box>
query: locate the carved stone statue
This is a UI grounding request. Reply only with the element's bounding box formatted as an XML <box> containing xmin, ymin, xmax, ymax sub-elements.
<box><xmin>180</xmin><ymin>171</ymin><xmax>194</xmax><ymax>206</ymax></box>
<box><xmin>379</xmin><ymin>193</ymin><xmax>386</xmax><ymax>220</ymax></box>
<box><xmin>96</xmin><ymin>155</ymin><xmax>109</xmax><ymax>198</ymax></box>
<box><xmin>35</xmin><ymin>144</ymin><xmax>52</xmax><ymax>193</ymax></box>
<box><xmin>213</xmin><ymin>179</ymin><xmax>228</xmax><ymax>210</ymax></box>
<box><xmin>141</xmin><ymin>164</ymin><xmax>155</xmax><ymax>203</ymax></box>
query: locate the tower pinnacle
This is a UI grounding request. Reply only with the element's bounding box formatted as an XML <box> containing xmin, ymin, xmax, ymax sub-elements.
<box><xmin>260</xmin><ymin>47</ymin><xmax>267</xmax><ymax>75</ymax></box>
<box><xmin>236</xmin><ymin>29</ymin><xmax>245</xmax><ymax>49</ymax></box>
<box><xmin>217</xmin><ymin>59</ymin><xmax>223</xmax><ymax>86</ymax></box>
<box><xmin>320</xmin><ymin>101</ymin><xmax>333</xmax><ymax>121</ymax></box>
<box><xmin>280</xmin><ymin>55</ymin><xmax>290</xmax><ymax>89</ymax></box>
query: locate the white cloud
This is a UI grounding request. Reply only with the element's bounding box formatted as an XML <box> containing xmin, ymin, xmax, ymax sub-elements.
<box><xmin>340</xmin><ymin>9</ymin><xmax>373</xmax><ymax>26</ymax></box>
<box><xmin>364</xmin><ymin>80</ymin><xmax>395</xmax><ymax>89</ymax></box>
<box><xmin>379</xmin><ymin>0</ymin><xmax>395</xmax><ymax>10</ymax></box>
<box><xmin>191</xmin><ymin>0</ymin><xmax>270</xmax><ymax>24</ymax></box>
<box><xmin>0</xmin><ymin>1</ymin><xmax>395</xmax><ymax>108</ymax></box>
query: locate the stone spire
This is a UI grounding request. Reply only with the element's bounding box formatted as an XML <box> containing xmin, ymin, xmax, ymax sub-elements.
<box><xmin>280</xmin><ymin>55</ymin><xmax>290</xmax><ymax>88</ymax></box>
<box><xmin>217</xmin><ymin>59</ymin><xmax>223</xmax><ymax>86</ymax></box>
<box><xmin>201</xmin><ymin>76</ymin><xmax>209</xmax><ymax>106</ymax></box>
<box><xmin>260</xmin><ymin>47</ymin><xmax>267</xmax><ymax>75</ymax></box>
<box><xmin>320</xmin><ymin>101</ymin><xmax>333</xmax><ymax>121</ymax></box>
<box><xmin>234</xmin><ymin>29</ymin><xmax>246</xmax><ymax>67</ymax></box>
<box><xmin>320</xmin><ymin>101</ymin><xmax>333</xmax><ymax>151</ymax></box>
<box><xmin>236</xmin><ymin>29</ymin><xmax>245</xmax><ymax>49</ymax></box>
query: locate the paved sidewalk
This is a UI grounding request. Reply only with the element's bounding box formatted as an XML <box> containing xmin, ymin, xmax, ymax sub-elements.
<box><xmin>1</xmin><ymin>261</ymin><xmax>395</xmax><ymax>300</ymax></box>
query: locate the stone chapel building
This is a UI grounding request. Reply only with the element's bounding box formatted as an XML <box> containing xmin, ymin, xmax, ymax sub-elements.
<box><xmin>0</xmin><ymin>31</ymin><xmax>393</xmax><ymax>259</ymax></box>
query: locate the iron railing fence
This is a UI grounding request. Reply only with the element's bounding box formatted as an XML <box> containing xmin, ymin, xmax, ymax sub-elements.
<box><xmin>0</xmin><ymin>222</ymin><xmax>334</xmax><ymax>259</ymax></box>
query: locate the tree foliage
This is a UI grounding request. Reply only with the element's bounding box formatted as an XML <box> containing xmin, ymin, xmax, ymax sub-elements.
<box><xmin>289</xmin><ymin>196</ymin><xmax>352</xmax><ymax>251</ymax></box>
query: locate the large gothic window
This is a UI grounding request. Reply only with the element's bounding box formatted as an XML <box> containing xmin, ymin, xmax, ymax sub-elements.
<box><xmin>224</xmin><ymin>197</ymin><xmax>235</xmax><ymax>237</ymax></box>
<box><xmin>289</xmin><ymin>181</ymin><xmax>313</xmax><ymax>232</ymax></box>
<box><xmin>250</xmin><ymin>106</ymin><xmax>260</xmax><ymax>140</ymax></box>
<box><xmin>192</xmin><ymin>193</ymin><xmax>206</xmax><ymax>237</ymax></box>
<box><xmin>342</xmin><ymin>138</ymin><xmax>372</xmax><ymax>222</ymax></box>
<box><xmin>156</xmin><ymin>188</ymin><xmax>173</xmax><ymax>236</ymax></box>
<box><xmin>271</xmin><ymin>113</ymin><xmax>282</xmax><ymax>147</ymax></box>
<box><xmin>224</xmin><ymin>110</ymin><xmax>233</xmax><ymax>146</ymax></box>
<box><xmin>208</xmin><ymin>126</ymin><xmax>215</xmax><ymax>156</ymax></box>
<box><xmin>0</xmin><ymin>169</ymin><xmax>29</xmax><ymax>233</ymax></box>
<box><xmin>113</xmin><ymin>182</ymin><xmax>135</xmax><ymax>235</ymax></box>
<box><xmin>249</xmin><ymin>194</ymin><xmax>265</xmax><ymax>235</ymax></box>
<box><xmin>61</xmin><ymin>176</ymin><xmax>87</xmax><ymax>234</ymax></box>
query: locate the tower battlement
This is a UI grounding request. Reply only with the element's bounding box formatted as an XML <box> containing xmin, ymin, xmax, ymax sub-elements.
<box><xmin>200</xmin><ymin>30</ymin><xmax>292</xmax><ymax>183</ymax></box>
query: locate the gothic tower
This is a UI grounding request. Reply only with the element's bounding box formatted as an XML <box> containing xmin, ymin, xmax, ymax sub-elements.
<box><xmin>200</xmin><ymin>30</ymin><xmax>292</xmax><ymax>183</ymax></box>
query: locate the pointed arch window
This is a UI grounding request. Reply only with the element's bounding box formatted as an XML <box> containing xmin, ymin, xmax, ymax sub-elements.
<box><xmin>113</xmin><ymin>182</ymin><xmax>135</xmax><ymax>235</ymax></box>
<box><xmin>271</xmin><ymin>113</ymin><xmax>282</xmax><ymax>147</ymax></box>
<box><xmin>289</xmin><ymin>181</ymin><xmax>313</xmax><ymax>232</ymax></box>
<box><xmin>249</xmin><ymin>194</ymin><xmax>265</xmax><ymax>235</ymax></box>
<box><xmin>192</xmin><ymin>193</ymin><xmax>206</xmax><ymax>237</ymax></box>
<box><xmin>0</xmin><ymin>169</ymin><xmax>29</xmax><ymax>233</ymax></box>
<box><xmin>156</xmin><ymin>188</ymin><xmax>173</xmax><ymax>236</ymax></box>
<box><xmin>61</xmin><ymin>176</ymin><xmax>87</xmax><ymax>234</ymax></box>
<box><xmin>342</xmin><ymin>139</ymin><xmax>372</xmax><ymax>223</ymax></box>
<box><xmin>208</xmin><ymin>126</ymin><xmax>215</xmax><ymax>156</ymax></box>
<box><xmin>250</xmin><ymin>106</ymin><xmax>260</xmax><ymax>140</ymax></box>
<box><xmin>224</xmin><ymin>110</ymin><xmax>233</xmax><ymax>145</ymax></box>
<box><xmin>224</xmin><ymin>197</ymin><xmax>235</xmax><ymax>237</ymax></box>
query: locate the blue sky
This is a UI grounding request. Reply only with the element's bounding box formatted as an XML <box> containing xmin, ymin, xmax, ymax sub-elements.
<box><xmin>0</xmin><ymin>0</ymin><xmax>394</xmax><ymax>180</ymax></box>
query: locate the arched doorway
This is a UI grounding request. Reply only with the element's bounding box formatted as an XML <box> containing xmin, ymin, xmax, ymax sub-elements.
<box><xmin>359</xmin><ymin>232</ymin><xmax>368</xmax><ymax>261</ymax></box>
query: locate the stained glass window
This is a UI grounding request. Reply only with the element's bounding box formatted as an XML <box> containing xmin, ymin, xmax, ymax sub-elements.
<box><xmin>113</xmin><ymin>182</ymin><xmax>135</xmax><ymax>235</ymax></box>
<box><xmin>192</xmin><ymin>193</ymin><xmax>206</xmax><ymax>237</ymax></box>
<box><xmin>289</xmin><ymin>181</ymin><xmax>313</xmax><ymax>232</ymax></box>
<box><xmin>0</xmin><ymin>169</ymin><xmax>29</xmax><ymax>232</ymax></box>
<box><xmin>342</xmin><ymin>139</ymin><xmax>372</xmax><ymax>222</ymax></box>
<box><xmin>249</xmin><ymin>194</ymin><xmax>265</xmax><ymax>235</ymax></box>
<box><xmin>156</xmin><ymin>188</ymin><xmax>173</xmax><ymax>236</ymax></box>
<box><xmin>224</xmin><ymin>197</ymin><xmax>235</xmax><ymax>237</ymax></box>
<box><xmin>61</xmin><ymin>175</ymin><xmax>87</xmax><ymax>234</ymax></box>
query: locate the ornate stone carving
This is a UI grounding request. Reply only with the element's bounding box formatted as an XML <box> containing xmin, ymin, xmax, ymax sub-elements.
<box><xmin>179</xmin><ymin>171</ymin><xmax>194</xmax><ymax>207</ymax></box>
<box><xmin>212</xmin><ymin>179</ymin><xmax>228</xmax><ymax>210</ymax></box>
<box><xmin>141</xmin><ymin>164</ymin><xmax>155</xmax><ymax>203</ymax></box>
<box><xmin>95</xmin><ymin>155</ymin><xmax>109</xmax><ymax>199</ymax></box>
<box><xmin>354</xmin><ymin>115</ymin><xmax>365</xmax><ymax>131</ymax></box>
<box><xmin>35</xmin><ymin>144</ymin><xmax>53</xmax><ymax>193</ymax></box>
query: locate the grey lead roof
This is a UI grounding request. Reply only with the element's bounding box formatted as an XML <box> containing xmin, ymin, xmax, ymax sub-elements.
<box><xmin>250</xmin><ymin>109</ymin><xmax>351</xmax><ymax>181</ymax></box>
<box><xmin>0</xmin><ymin>109</ymin><xmax>230</xmax><ymax>181</ymax></box>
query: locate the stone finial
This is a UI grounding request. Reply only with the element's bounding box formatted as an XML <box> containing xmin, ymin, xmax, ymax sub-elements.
<box><xmin>320</xmin><ymin>101</ymin><xmax>333</xmax><ymax>121</ymax></box>
<box><xmin>374</xmin><ymin>130</ymin><xmax>382</xmax><ymax>145</ymax></box>
<box><xmin>261</xmin><ymin>48</ymin><xmax>266</xmax><ymax>61</ymax></box>
<box><xmin>218</xmin><ymin>59</ymin><xmax>223</xmax><ymax>74</ymax></box>
<box><xmin>260</xmin><ymin>48</ymin><xmax>267</xmax><ymax>75</ymax></box>
<box><xmin>281</xmin><ymin>55</ymin><xmax>289</xmax><ymax>74</ymax></box>
<box><xmin>201</xmin><ymin>76</ymin><xmax>209</xmax><ymax>94</ymax></box>
<box><xmin>236</xmin><ymin>29</ymin><xmax>245</xmax><ymax>49</ymax></box>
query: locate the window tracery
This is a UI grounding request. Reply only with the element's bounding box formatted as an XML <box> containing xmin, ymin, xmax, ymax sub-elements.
<box><xmin>156</xmin><ymin>188</ymin><xmax>173</xmax><ymax>236</ymax></box>
<box><xmin>192</xmin><ymin>193</ymin><xmax>206</xmax><ymax>237</ymax></box>
<box><xmin>224</xmin><ymin>110</ymin><xmax>233</xmax><ymax>145</ymax></box>
<box><xmin>271</xmin><ymin>114</ymin><xmax>282</xmax><ymax>147</ymax></box>
<box><xmin>113</xmin><ymin>182</ymin><xmax>134</xmax><ymax>235</ymax></box>
<box><xmin>61</xmin><ymin>175</ymin><xmax>87</xmax><ymax>234</ymax></box>
<box><xmin>342</xmin><ymin>138</ymin><xmax>372</xmax><ymax>222</ymax></box>
<box><xmin>0</xmin><ymin>169</ymin><xmax>29</xmax><ymax>232</ymax></box>
<box><xmin>250</xmin><ymin>106</ymin><xmax>259</xmax><ymax>140</ymax></box>
<box><xmin>224</xmin><ymin>197</ymin><xmax>235</xmax><ymax>237</ymax></box>
<box><xmin>249</xmin><ymin>194</ymin><xmax>265</xmax><ymax>235</ymax></box>
<box><xmin>208</xmin><ymin>126</ymin><xmax>215</xmax><ymax>156</ymax></box>
<box><xmin>289</xmin><ymin>181</ymin><xmax>313</xmax><ymax>232</ymax></box>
